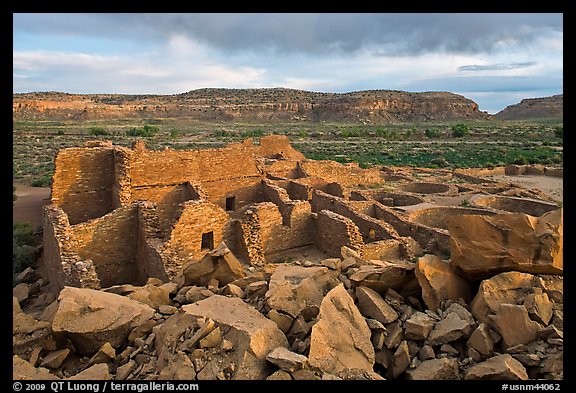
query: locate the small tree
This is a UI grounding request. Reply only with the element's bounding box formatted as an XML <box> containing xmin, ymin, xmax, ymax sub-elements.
<box><xmin>451</xmin><ymin>123</ymin><xmax>469</xmax><ymax>138</ymax></box>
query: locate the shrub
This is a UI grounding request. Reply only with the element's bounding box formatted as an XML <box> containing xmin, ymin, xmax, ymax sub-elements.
<box><xmin>13</xmin><ymin>186</ymin><xmax>17</xmax><ymax>202</ymax></box>
<box><xmin>554</xmin><ymin>126</ymin><xmax>563</xmax><ymax>138</ymax></box>
<box><xmin>13</xmin><ymin>221</ymin><xmax>38</xmax><ymax>281</ymax></box>
<box><xmin>31</xmin><ymin>175</ymin><xmax>52</xmax><ymax>187</ymax></box>
<box><xmin>513</xmin><ymin>156</ymin><xmax>528</xmax><ymax>165</ymax></box>
<box><xmin>89</xmin><ymin>127</ymin><xmax>110</xmax><ymax>136</ymax></box>
<box><xmin>170</xmin><ymin>129</ymin><xmax>182</xmax><ymax>139</ymax></box>
<box><xmin>126</xmin><ymin>124</ymin><xmax>159</xmax><ymax>137</ymax></box>
<box><xmin>241</xmin><ymin>129</ymin><xmax>265</xmax><ymax>138</ymax></box>
<box><xmin>57</xmin><ymin>130</ymin><xmax>65</xmax><ymax>135</ymax></box>
<box><xmin>425</xmin><ymin>128</ymin><xmax>441</xmax><ymax>138</ymax></box>
<box><xmin>451</xmin><ymin>123</ymin><xmax>469</xmax><ymax>138</ymax></box>
<box><xmin>430</xmin><ymin>157</ymin><xmax>450</xmax><ymax>167</ymax></box>
<box><xmin>298</xmin><ymin>130</ymin><xmax>308</xmax><ymax>138</ymax></box>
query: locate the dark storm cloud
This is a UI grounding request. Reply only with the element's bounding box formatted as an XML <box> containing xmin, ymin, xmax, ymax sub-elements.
<box><xmin>458</xmin><ymin>62</ymin><xmax>538</xmax><ymax>71</ymax></box>
<box><xmin>13</xmin><ymin>13</ymin><xmax>563</xmax><ymax>55</ymax></box>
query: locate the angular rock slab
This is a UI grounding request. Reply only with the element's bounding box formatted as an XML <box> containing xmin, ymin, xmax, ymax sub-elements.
<box><xmin>348</xmin><ymin>259</ymin><xmax>416</xmax><ymax>295</ymax></box>
<box><xmin>355</xmin><ymin>286</ymin><xmax>398</xmax><ymax>324</ymax></box>
<box><xmin>183</xmin><ymin>295</ymin><xmax>289</xmax><ymax>379</ymax></box>
<box><xmin>266</xmin><ymin>347</ymin><xmax>307</xmax><ymax>372</ymax></box>
<box><xmin>265</xmin><ymin>264</ymin><xmax>339</xmax><ymax>318</ymax></box>
<box><xmin>427</xmin><ymin>312</ymin><xmax>472</xmax><ymax>346</ymax></box>
<box><xmin>51</xmin><ymin>287</ymin><xmax>155</xmax><ymax>355</ymax></box>
<box><xmin>464</xmin><ymin>354</ymin><xmax>528</xmax><ymax>380</ymax></box>
<box><xmin>308</xmin><ymin>284</ymin><xmax>375</xmax><ymax>374</ymax></box>
<box><xmin>470</xmin><ymin>271</ymin><xmax>545</xmax><ymax>324</ymax></box>
<box><xmin>405</xmin><ymin>358</ymin><xmax>460</xmax><ymax>380</ymax></box>
<box><xmin>448</xmin><ymin>209</ymin><xmax>563</xmax><ymax>280</ymax></box>
<box><xmin>181</xmin><ymin>242</ymin><xmax>246</xmax><ymax>287</ymax></box>
<box><xmin>13</xmin><ymin>356</ymin><xmax>59</xmax><ymax>380</ymax></box>
<box><xmin>490</xmin><ymin>304</ymin><xmax>542</xmax><ymax>349</ymax></box>
<box><xmin>415</xmin><ymin>254</ymin><xmax>471</xmax><ymax>311</ymax></box>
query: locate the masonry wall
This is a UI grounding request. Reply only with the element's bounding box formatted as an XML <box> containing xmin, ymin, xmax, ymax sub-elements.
<box><xmin>51</xmin><ymin>147</ymin><xmax>115</xmax><ymax>224</ymax></box>
<box><xmin>258</xmin><ymin>159</ymin><xmax>302</xmax><ymax>179</ymax></box>
<box><xmin>300</xmin><ymin>160</ymin><xmax>383</xmax><ymax>187</ymax></box>
<box><xmin>112</xmin><ymin>146</ymin><xmax>133</xmax><ymax>209</ymax></box>
<box><xmin>135</xmin><ymin>201</ymin><xmax>170</xmax><ymax>283</ymax></box>
<box><xmin>372</xmin><ymin>203</ymin><xmax>450</xmax><ymax>254</ymax></box>
<box><xmin>311</xmin><ymin>190</ymin><xmax>398</xmax><ymax>243</ymax></box>
<box><xmin>164</xmin><ymin>200</ymin><xmax>229</xmax><ymax>268</ymax></box>
<box><xmin>131</xmin><ymin>183</ymin><xmax>193</xmax><ymax>235</ymax></box>
<box><xmin>315</xmin><ymin>210</ymin><xmax>364</xmax><ymax>257</ymax></box>
<box><xmin>253</xmin><ymin>135</ymin><xmax>306</xmax><ymax>160</ymax></box>
<box><xmin>71</xmin><ymin>204</ymin><xmax>139</xmax><ymax>288</ymax></box>
<box><xmin>130</xmin><ymin>146</ymin><xmax>261</xmax><ymax>186</ymax></box>
<box><xmin>42</xmin><ymin>206</ymin><xmax>82</xmax><ymax>293</ymax></box>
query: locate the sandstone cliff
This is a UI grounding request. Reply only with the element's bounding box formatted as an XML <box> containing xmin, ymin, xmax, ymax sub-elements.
<box><xmin>494</xmin><ymin>94</ymin><xmax>563</xmax><ymax>120</ymax></box>
<box><xmin>13</xmin><ymin>88</ymin><xmax>489</xmax><ymax>123</ymax></box>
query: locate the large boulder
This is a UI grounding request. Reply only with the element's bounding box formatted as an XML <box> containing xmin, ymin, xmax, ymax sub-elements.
<box><xmin>405</xmin><ymin>358</ymin><xmax>460</xmax><ymax>380</ymax></box>
<box><xmin>265</xmin><ymin>264</ymin><xmax>339</xmax><ymax>318</ymax></box>
<box><xmin>103</xmin><ymin>283</ymin><xmax>171</xmax><ymax>309</ymax></box>
<box><xmin>470</xmin><ymin>272</ymin><xmax>545</xmax><ymax>324</ymax></box>
<box><xmin>448</xmin><ymin>210</ymin><xmax>563</xmax><ymax>280</ymax></box>
<box><xmin>180</xmin><ymin>242</ymin><xmax>246</xmax><ymax>287</ymax></box>
<box><xmin>347</xmin><ymin>259</ymin><xmax>417</xmax><ymax>296</ymax></box>
<box><xmin>308</xmin><ymin>284</ymin><xmax>375</xmax><ymax>374</ymax></box>
<box><xmin>415</xmin><ymin>254</ymin><xmax>471</xmax><ymax>311</ymax></box>
<box><xmin>464</xmin><ymin>354</ymin><xmax>528</xmax><ymax>380</ymax></box>
<box><xmin>427</xmin><ymin>312</ymin><xmax>473</xmax><ymax>346</ymax></box>
<box><xmin>355</xmin><ymin>286</ymin><xmax>399</xmax><ymax>324</ymax></box>
<box><xmin>183</xmin><ymin>295</ymin><xmax>289</xmax><ymax>379</ymax></box>
<box><xmin>490</xmin><ymin>304</ymin><xmax>542</xmax><ymax>349</ymax></box>
<box><xmin>51</xmin><ymin>287</ymin><xmax>155</xmax><ymax>355</ymax></box>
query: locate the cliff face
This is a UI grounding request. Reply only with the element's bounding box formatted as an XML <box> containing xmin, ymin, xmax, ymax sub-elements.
<box><xmin>494</xmin><ymin>94</ymin><xmax>563</xmax><ymax>120</ymax></box>
<box><xmin>13</xmin><ymin>88</ymin><xmax>490</xmax><ymax>123</ymax></box>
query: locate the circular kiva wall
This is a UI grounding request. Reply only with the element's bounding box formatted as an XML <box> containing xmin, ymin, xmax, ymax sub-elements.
<box><xmin>400</xmin><ymin>182</ymin><xmax>452</xmax><ymax>194</ymax></box>
<box><xmin>470</xmin><ymin>195</ymin><xmax>560</xmax><ymax>217</ymax></box>
<box><xmin>377</xmin><ymin>192</ymin><xmax>425</xmax><ymax>207</ymax></box>
<box><xmin>409</xmin><ymin>206</ymin><xmax>496</xmax><ymax>230</ymax></box>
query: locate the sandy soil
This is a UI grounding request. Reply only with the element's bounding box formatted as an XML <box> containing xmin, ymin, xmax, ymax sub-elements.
<box><xmin>13</xmin><ymin>183</ymin><xmax>51</xmax><ymax>230</ymax></box>
<box><xmin>488</xmin><ymin>175</ymin><xmax>563</xmax><ymax>203</ymax></box>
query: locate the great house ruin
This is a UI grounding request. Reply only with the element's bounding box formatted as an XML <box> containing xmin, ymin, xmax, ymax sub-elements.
<box><xmin>42</xmin><ymin>135</ymin><xmax>562</xmax><ymax>294</ymax></box>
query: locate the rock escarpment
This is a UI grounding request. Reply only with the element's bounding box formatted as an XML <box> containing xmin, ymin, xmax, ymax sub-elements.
<box><xmin>13</xmin><ymin>89</ymin><xmax>490</xmax><ymax>122</ymax></box>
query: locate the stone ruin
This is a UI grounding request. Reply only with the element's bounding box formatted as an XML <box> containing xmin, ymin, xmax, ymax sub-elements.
<box><xmin>14</xmin><ymin>135</ymin><xmax>563</xmax><ymax>381</ymax></box>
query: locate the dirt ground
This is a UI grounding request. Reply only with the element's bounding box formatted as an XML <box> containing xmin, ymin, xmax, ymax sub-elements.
<box><xmin>488</xmin><ymin>174</ymin><xmax>564</xmax><ymax>204</ymax></box>
<box><xmin>13</xmin><ymin>183</ymin><xmax>51</xmax><ymax>230</ymax></box>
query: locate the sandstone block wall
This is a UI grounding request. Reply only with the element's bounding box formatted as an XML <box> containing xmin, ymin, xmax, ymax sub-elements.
<box><xmin>42</xmin><ymin>206</ymin><xmax>82</xmax><ymax>293</ymax></box>
<box><xmin>135</xmin><ymin>201</ymin><xmax>170</xmax><ymax>283</ymax></box>
<box><xmin>300</xmin><ymin>160</ymin><xmax>383</xmax><ymax>187</ymax></box>
<box><xmin>131</xmin><ymin>183</ymin><xmax>193</xmax><ymax>235</ymax></box>
<box><xmin>372</xmin><ymin>203</ymin><xmax>450</xmax><ymax>254</ymax></box>
<box><xmin>51</xmin><ymin>147</ymin><xmax>115</xmax><ymax>224</ymax></box>
<box><xmin>112</xmin><ymin>146</ymin><xmax>133</xmax><ymax>209</ymax></box>
<box><xmin>311</xmin><ymin>190</ymin><xmax>398</xmax><ymax>243</ymax></box>
<box><xmin>258</xmin><ymin>159</ymin><xmax>302</xmax><ymax>179</ymax></box>
<box><xmin>72</xmin><ymin>205</ymin><xmax>140</xmax><ymax>288</ymax></box>
<box><xmin>315</xmin><ymin>210</ymin><xmax>364</xmax><ymax>257</ymax></box>
<box><xmin>164</xmin><ymin>200</ymin><xmax>229</xmax><ymax>268</ymax></box>
<box><xmin>253</xmin><ymin>135</ymin><xmax>306</xmax><ymax>160</ymax></box>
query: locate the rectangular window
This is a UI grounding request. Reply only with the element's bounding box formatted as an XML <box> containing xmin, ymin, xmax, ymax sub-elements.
<box><xmin>201</xmin><ymin>231</ymin><xmax>214</xmax><ymax>250</ymax></box>
<box><xmin>226</xmin><ymin>196</ymin><xmax>236</xmax><ymax>211</ymax></box>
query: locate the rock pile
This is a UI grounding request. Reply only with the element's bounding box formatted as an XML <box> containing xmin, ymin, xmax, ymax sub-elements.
<box><xmin>13</xmin><ymin>241</ymin><xmax>563</xmax><ymax>380</ymax></box>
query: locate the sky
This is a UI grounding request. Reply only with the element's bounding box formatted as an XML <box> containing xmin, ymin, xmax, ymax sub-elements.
<box><xmin>13</xmin><ymin>13</ymin><xmax>563</xmax><ymax>114</ymax></box>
